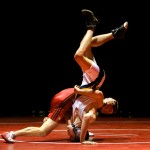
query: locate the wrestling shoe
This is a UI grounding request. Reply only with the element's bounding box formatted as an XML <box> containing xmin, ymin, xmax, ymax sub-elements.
<box><xmin>81</xmin><ymin>9</ymin><xmax>99</xmax><ymax>30</ymax></box>
<box><xmin>111</xmin><ymin>21</ymin><xmax>128</xmax><ymax>39</ymax></box>
<box><xmin>1</xmin><ymin>131</ymin><xmax>16</xmax><ymax>143</ymax></box>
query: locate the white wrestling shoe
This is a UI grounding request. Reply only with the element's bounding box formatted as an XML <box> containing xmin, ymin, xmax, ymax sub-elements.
<box><xmin>1</xmin><ymin>131</ymin><xmax>16</xmax><ymax>143</ymax></box>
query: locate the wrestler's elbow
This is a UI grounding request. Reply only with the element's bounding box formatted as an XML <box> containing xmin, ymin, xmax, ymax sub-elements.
<box><xmin>95</xmin><ymin>90</ymin><xmax>104</xmax><ymax>100</ymax></box>
<box><xmin>83</xmin><ymin>113</ymin><xmax>96</xmax><ymax>122</ymax></box>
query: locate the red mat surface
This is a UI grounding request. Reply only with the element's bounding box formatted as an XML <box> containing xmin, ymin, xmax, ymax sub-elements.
<box><xmin>0</xmin><ymin>116</ymin><xmax>150</xmax><ymax>150</ymax></box>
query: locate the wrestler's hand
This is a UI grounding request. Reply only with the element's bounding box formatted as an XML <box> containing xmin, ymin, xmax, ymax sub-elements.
<box><xmin>82</xmin><ymin>140</ymin><xmax>97</xmax><ymax>145</ymax></box>
<box><xmin>74</xmin><ymin>85</ymin><xmax>80</xmax><ymax>94</ymax></box>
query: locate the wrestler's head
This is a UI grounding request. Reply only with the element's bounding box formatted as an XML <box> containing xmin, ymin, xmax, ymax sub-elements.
<box><xmin>100</xmin><ymin>97</ymin><xmax>118</xmax><ymax>114</ymax></box>
<box><xmin>67</xmin><ymin>124</ymin><xmax>89</xmax><ymax>142</ymax></box>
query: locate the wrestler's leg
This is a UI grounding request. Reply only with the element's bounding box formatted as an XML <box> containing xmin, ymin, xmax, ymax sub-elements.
<box><xmin>14</xmin><ymin>118</ymin><xmax>58</xmax><ymax>137</ymax></box>
<box><xmin>74</xmin><ymin>10</ymin><xmax>98</xmax><ymax>71</ymax></box>
<box><xmin>91</xmin><ymin>22</ymin><xmax>128</xmax><ymax>47</ymax></box>
<box><xmin>1</xmin><ymin>118</ymin><xmax>58</xmax><ymax>143</ymax></box>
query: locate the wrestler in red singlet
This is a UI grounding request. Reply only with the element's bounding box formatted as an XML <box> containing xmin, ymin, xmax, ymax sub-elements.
<box><xmin>48</xmin><ymin>88</ymin><xmax>75</xmax><ymax>122</ymax></box>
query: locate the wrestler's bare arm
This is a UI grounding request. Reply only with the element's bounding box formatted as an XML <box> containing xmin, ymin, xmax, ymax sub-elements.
<box><xmin>74</xmin><ymin>85</ymin><xmax>104</xmax><ymax>100</ymax></box>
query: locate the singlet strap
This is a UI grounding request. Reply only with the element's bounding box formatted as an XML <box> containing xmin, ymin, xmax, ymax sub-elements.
<box><xmin>80</xmin><ymin>69</ymin><xmax>105</xmax><ymax>89</ymax></box>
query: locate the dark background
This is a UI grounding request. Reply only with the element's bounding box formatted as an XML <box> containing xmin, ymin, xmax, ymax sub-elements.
<box><xmin>0</xmin><ymin>1</ymin><xmax>150</xmax><ymax>117</ymax></box>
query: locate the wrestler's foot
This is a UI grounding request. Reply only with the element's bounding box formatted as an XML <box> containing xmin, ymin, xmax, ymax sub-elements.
<box><xmin>82</xmin><ymin>141</ymin><xmax>97</xmax><ymax>145</ymax></box>
<box><xmin>81</xmin><ymin>9</ymin><xmax>99</xmax><ymax>30</ymax></box>
<box><xmin>1</xmin><ymin>131</ymin><xmax>16</xmax><ymax>143</ymax></box>
<box><xmin>111</xmin><ymin>21</ymin><xmax>128</xmax><ymax>39</ymax></box>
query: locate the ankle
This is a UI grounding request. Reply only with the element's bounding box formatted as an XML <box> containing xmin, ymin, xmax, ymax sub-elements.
<box><xmin>10</xmin><ymin>131</ymin><xmax>16</xmax><ymax>138</ymax></box>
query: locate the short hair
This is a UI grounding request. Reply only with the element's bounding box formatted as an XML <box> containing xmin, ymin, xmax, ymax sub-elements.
<box><xmin>100</xmin><ymin>98</ymin><xmax>119</xmax><ymax>115</ymax></box>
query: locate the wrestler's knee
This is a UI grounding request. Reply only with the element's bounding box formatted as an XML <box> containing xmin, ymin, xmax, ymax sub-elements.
<box><xmin>38</xmin><ymin>129</ymin><xmax>49</xmax><ymax>136</ymax></box>
<box><xmin>74</xmin><ymin>49</ymin><xmax>84</xmax><ymax>62</ymax></box>
<box><xmin>83</xmin><ymin>113</ymin><xmax>96</xmax><ymax>123</ymax></box>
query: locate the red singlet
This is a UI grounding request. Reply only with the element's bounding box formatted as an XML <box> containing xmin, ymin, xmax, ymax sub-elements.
<box><xmin>48</xmin><ymin>88</ymin><xmax>75</xmax><ymax>122</ymax></box>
